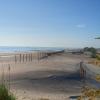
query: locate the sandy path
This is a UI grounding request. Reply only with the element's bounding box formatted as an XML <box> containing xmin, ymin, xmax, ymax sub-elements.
<box><xmin>0</xmin><ymin>53</ymin><xmax>99</xmax><ymax>100</ymax></box>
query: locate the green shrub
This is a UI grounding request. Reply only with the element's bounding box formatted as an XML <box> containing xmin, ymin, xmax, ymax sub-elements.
<box><xmin>0</xmin><ymin>85</ymin><xmax>16</xmax><ymax>100</ymax></box>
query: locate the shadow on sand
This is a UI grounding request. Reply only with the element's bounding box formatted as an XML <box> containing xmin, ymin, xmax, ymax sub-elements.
<box><xmin>20</xmin><ymin>70</ymin><xmax>82</xmax><ymax>93</ymax></box>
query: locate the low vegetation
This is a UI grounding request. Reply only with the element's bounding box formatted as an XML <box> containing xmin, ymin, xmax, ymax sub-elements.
<box><xmin>96</xmin><ymin>74</ymin><xmax>100</xmax><ymax>82</ymax></box>
<box><xmin>0</xmin><ymin>85</ymin><xmax>16</xmax><ymax>100</ymax></box>
<box><xmin>0</xmin><ymin>64</ymin><xmax>16</xmax><ymax>100</ymax></box>
<box><xmin>96</xmin><ymin>55</ymin><xmax>100</xmax><ymax>60</ymax></box>
<box><xmin>88</xmin><ymin>60</ymin><xmax>100</xmax><ymax>67</ymax></box>
<box><xmin>78</xmin><ymin>87</ymin><xmax>100</xmax><ymax>100</ymax></box>
<box><xmin>77</xmin><ymin>75</ymin><xmax>100</xmax><ymax>100</ymax></box>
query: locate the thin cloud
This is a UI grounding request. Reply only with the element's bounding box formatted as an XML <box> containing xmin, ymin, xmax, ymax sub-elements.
<box><xmin>76</xmin><ymin>24</ymin><xmax>86</xmax><ymax>28</ymax></box>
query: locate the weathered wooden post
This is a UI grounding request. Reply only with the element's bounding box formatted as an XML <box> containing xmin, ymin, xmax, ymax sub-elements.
<box><xmin>15</xmin><ymin>55</ymin><xmax>17</xmax><ymax>63</ymax></box>
<box><xmin>26</xmin><ymin>54</ymin><xmax>27</xmax><ymax>62</ymax></box>
<box><xmin>32</xmin><ymin>53</ymin><xmax>34</xmax><ymax>61</ymax></box>
<box><xmin>29</xmin><ymin>54</ymin><xmax>30</xmax><ymax>62</ymax></box>
<box><xmin>80</xmin><ymin>62</ymin><xmax>83</xmax><ymax>80</ymax></box>
<box><xmin>30</xmin><ymin>54</ymin><xmax>31</xmax><ymax>62</ymax></box>
<box><xmin>80</xmin><ymin>62</ymin><xmax>86</xmax><ymax>82</ymax></box>
<box><xmin>37</xmin><ymin>52</ymin><xmax>38</xmax><ymax>61</ymax></box>
<box><xmin>39</xmin><ymin>52</ymin><xmax>41</xmax><ymax>60</ymax></box>
<box><xmin>38</xmin><ymin>52</ymin><xmax>40</xmax><ymax>61</ymax></box>
<box><xmin>43</xmin><ymin>52</ymin><xmax>45</xmax><ymax>58</ymax></box>
<box><xmin>19</xmin><ymin>54</ymin><xmax>21</xmax><ymax>63</ymax></box>
<box><xmin>23</xmin><ymin>54</ymin><xmax>24</xmax><ymax>63</ymax></box>
<box><xmin>40</xmin><ymin>52</ymin><xmax>42</xmax><ymax>59</ymax></box>
<box><xmin>31</xmin><ymin>53</ymin><xmax>32</xmax><ymax>62</ymax></box>
<box><xmin>41</xmin><ymin>52</ymin><xmax>43</xmax><ymax>59</ymax></box>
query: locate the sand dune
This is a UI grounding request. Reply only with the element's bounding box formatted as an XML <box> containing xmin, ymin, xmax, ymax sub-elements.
<box><xmin>0</xmin><ymin>53</ymin><xmax>100</xmax><ymax>100</ymax></box>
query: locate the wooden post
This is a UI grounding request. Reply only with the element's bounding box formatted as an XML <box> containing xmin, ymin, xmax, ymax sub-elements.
<box><xmin>80</xmin><ymin>62</ymin><xmax>86</xmax><ymax>81</ymax></box>
<box><xmin>39</xmin><ymin>52</ymin><xmax>40</xmax><ymax>60</ymax></box>
<box><xmin>30</xmin><ymin>54</ymin><xmax>31</xmax><ymax>62</ymax></box>
<box><xmin>15</xmin><ymin>55</ymin><xmax>17</xmax><ymax>63</ymax></box>
<box><xmin>23</xmin><ymin>54</ymin><xmax>24</xmax><ymax>63</ymax></box>
<box><xmin>80</xmin><ymin>62</ymin><xmax>83</xmax><ymax>79</ymax></box>
<box><xmin>26</xmin><ymin>54</ymin><xmax>27</xmax><ymax>62</ymax></box>
<box><xmin>38</xmin><ymin>52</ymin><xmax>40</xmax><ymax>61</ymax></box>
<box><xmin>41</xmin><ymin>52</ymin><xmax>42</xmax><ymax>59</ymax></box>
<box><xmin>29</xmin><ymin>54</ymin><xmax>30</xmax><ymax>62</ymax></box>
<box><xmin>31</xmin><ymin>53</ymin><xmax>32</xmax><ymax>62</ymax></box>
<box><xmin>19</xmin><ymin>54</ymin><xmax>21</xmax><ymax>63</ymax></box>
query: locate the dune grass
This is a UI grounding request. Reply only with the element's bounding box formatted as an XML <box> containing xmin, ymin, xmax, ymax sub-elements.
<box><xmin>0</xmin><ymin>84</ymin><xmax>16</xmax><ymax>100</ymax></box>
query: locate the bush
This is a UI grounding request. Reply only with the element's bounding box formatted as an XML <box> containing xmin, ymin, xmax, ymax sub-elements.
<box><xmin>0</xmin><ymin>85</ymin><xmax>16</xmax><ymax>100</ymax></box>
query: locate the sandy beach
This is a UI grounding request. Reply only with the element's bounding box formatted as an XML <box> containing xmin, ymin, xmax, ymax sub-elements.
<box><xmin>0</xmin><ymin>52</ymin><xmax>100</xmax><ymax>100</ymax></box>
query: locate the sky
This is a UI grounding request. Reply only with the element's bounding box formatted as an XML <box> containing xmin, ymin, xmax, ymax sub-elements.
<box><xmin>0</xmin><ymin>0</ymin><xmax>100</xmax><ymax>48</ymax></box>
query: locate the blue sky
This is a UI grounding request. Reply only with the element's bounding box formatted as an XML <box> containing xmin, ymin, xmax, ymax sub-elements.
<box><xmin>0</xmin><ymin>0</ymin><xmax>100</xmax><ymax>48</ymax></box>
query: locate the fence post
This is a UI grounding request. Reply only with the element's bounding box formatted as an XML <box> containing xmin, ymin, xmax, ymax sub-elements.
<box><xmin>23</xmin><ymin>54</ymin><xmax>24</xmax><ymax>63</ymax></box>
<box><xmin>31</xmin><ymin>53</ymin><xmax>32</xmax><ymax>62</ymax></box>
<box><xmin>20</xmin><ymin>54</ymin><xmax>21</xmax><ymax>63</ymax></box>
<box><xmin>15</xmin><ymin>55</ymin><xmax>17</xmax><ymax>63</ymax></box>
<box><xmin>26</xmin><ymin>54</ymin><xmax>27</xmax><ymax>62</ymax></box>
<box><xmin>29</xmin><ymin>54</ymin><xmax>30</xmax><ymax>62</ymax></box>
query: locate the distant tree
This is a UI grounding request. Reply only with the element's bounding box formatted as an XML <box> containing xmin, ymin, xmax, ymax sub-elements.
<box><xmin>83</xmin><ymin>47</ymin><xmax>89</xmax><ymax>51</ymax></box>
<box><xmin>95</xmin><ymin>37</ymin><xmax>100</xmax><ymax>39</ymax></box>
<box><xmin>89</xmin><ymin>47</ymin><xmax>97</xmax><ymax>58</ymax></box>
<box><xmin>83</xmin><ymin>47</ymin><xmax>97</xmax><ymax>58</ymax></box>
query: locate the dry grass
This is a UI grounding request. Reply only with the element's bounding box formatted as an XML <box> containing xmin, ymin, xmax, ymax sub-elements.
<box><xmin>95</xmin><ymin>74</ymin><xmax>100</xmax><ymax>82</ymax></box>
<box><xmin>88</xmin><ymin>54</ymin><xmax>100</xmax><ymax>67</ymax></box>
<box><xmin>0</xmin><ymin>64</ymin><xmax>16</xmax><ymax>100</ymax></box>
<box><xmin>77</xmin><ymin>86</ymin><xmax>100</xmax><ymax>100</ymax></box>
<box><xmin>88</xmin><ymin>60</ymin><xmax>100</xmax><ymax>67</ymax></box>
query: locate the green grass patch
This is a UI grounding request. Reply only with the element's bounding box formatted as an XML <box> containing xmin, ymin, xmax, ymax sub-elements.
<box><xmin>0</xmin><ymin>85</ymin><xmax>16</xmax><ymax>100</ymax></box>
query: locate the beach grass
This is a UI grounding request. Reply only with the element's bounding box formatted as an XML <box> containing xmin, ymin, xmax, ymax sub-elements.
<box><xmin>0</xmin><ymin>84</ymin><xmax>16</xmax><ymax>100</ymax></box>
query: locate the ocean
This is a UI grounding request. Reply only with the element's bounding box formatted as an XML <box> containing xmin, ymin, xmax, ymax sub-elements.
<box><xmin>0</xmin><ymin>46</ymin><xmax>64</xmax><ymax>53</ymax></box>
